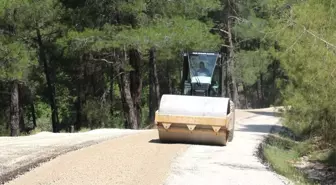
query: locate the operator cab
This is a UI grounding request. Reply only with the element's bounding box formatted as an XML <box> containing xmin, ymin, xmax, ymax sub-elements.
<box><xmin>181</xmin><ymin>51</ymin><xmax>222</xmax><ymax>97</ymax></box>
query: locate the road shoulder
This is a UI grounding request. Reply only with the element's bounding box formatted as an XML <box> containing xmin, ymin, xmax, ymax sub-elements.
<box><xmin>0</xmin><ymin>129</ymin><xmax>146</xmax><ymax>184</ymax></box>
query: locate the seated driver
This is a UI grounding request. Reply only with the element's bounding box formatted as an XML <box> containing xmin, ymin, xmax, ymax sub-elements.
<box><xmin>197</xmin><ymin>61</ymin><xmax>210</xmax><ymax>76</ymax></box>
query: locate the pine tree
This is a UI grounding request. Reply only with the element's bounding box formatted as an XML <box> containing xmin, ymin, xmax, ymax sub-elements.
<box><xmin>0</xmin><ymin>36</ymin><xmax>33</xmax><ymax>136</ymax></box>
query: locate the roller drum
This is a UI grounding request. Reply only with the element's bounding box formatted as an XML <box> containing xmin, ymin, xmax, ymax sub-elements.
<box><xmin>155</xmin><ymin>94</ymin><xmax>233</xmax><ymax>146</ymax></box>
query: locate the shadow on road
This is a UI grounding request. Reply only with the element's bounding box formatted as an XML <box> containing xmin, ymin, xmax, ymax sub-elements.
<box><xmin>149</xmin><ymin>139</ymin><xmax>171</xmax><ymax>144</ymax></box>
<box><xmin>148</xmin><ymin>139</ymin><xmax>226</xmax><ymax>147</ymax></box>
<box><xmin>237</xmin><ymin>124</ymin><xmax>283</xmax><ymax>134</ymax></box>
<box><xmin>213</xmin><ymin>161</ymin><xmax>269</xmax><ymax>171</ymax></box>
<box><xmin>149</xmin><ymin>139</ymin><xmax>191</xmax><ymax>145</ymax></box>
<box><xmin>246</xmin><ymin>110</ymin><xmax>282</xmax><ymax>117</ymax></box>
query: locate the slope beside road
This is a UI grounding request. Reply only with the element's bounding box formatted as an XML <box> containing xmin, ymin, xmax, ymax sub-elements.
<box><xmin>2</xmin><ymin>108</ymin><xmax>292</xmax><ymax>185</ymax></box>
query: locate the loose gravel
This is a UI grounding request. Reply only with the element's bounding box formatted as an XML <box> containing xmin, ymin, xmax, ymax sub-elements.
<box><xmin>4</xmin><ymin>131</ymin><xmax>187</xmax><ymax>185</ymax></box>
<box><xmin>0</xmin><ymin>129</ymin><xmax>146</xmax><ymax>183</ymax></box>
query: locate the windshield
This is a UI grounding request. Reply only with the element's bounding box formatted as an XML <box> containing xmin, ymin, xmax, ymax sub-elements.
<box><xmin>188</xmin><ymin>52</ymin><xmax>218</xmax><ymax>84</ymax></box>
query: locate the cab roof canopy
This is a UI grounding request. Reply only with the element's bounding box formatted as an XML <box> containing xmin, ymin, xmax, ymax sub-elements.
<box><xmin>183</xmin><ymin>51</ymin><xmax>221</xmax><ymax>57</ymax></box>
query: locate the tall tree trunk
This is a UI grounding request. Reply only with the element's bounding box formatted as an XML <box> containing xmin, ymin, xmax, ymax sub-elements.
<box><xmin>259</xmin><ymin>73</ymin><xmax>265</xmax><ymax>107</ymax></box>
<box><xmin>227</xmin><ymin>18</ymin><xmax>240</xmax><ymax>108</ymax></box>
<box><xmin>36</xmin><ymin>28</ymin><xmax>59</xmax><ymax>132</ymax></box>
<box><xmin>10</xmin><ymin>81</ymin><xmax>20</xmax><ymax>136</ymax></box>
<box><xmin>242</xmin><ymin>83</ymin><xmax>249</xmax><ymax>109</ymax></box>
<box><xmin>91</xmin><ymin>64</ymin><xmax>97</xmax><ymax>96</ymax></box>
<box><xmin>6</xmin><ymin>105</ymin><xmax>9</xmax><ymax>130</ymax></box>
<box><xmin>120</xmin><ymin>71</ymin><xmax>137</xmax><ymax>129</ymax></box>
<box><xmin>226</xmin><ymin>61</ymin><xmax>231</xmax><ymax>99</ymax></box>
<box><xmin>75</xmin><ymin>55</ymin><xmax>84</xmax><ymax>131</ymax></box>
<box><xmin>166</xmin><ymin>60</ymin><xmax>173</xmax><ymax>94</ymax></box>
<box><xmin>221</xmin><ymin>0</ymin><xmax>240</xmax><ymax>108</ymax></box>
<box><xmin>221</xmin><ymin>56</ymin><xmax>230</xmax><ymax>98</ymax></box>
<box><xmin>82</xmin><ymin>61</ymin><xmax>89</xmax><ymax>128</ymax></box>
<box><xmin>119</xmin><ymin>47</ymin><xmax>137</xmax><ymax>129</ymax></box>
<box><xmin>255</xmin><ymin>82</ymin><xmax>260</xmax><ymax>108</ymax></box>
<box><xmin>30</xmin><ymin>102</ymin><xmax>37</xmax><ymax>128</ymax></box>
<box><xmin>148</xmin><ymin>47</ymin><xmax>160</xmax><ymax>124</ymax></box>
<box><xmin>19</xmin><ymin>107</ymin><xmax>25</xmax><ymax>132</ymax></box>
<box><xmin>117</xmin><ymin>75</ymin><xmax>127</xmax><ymax>127</ymax></box>
<box><xmin>272</xmin><ymin>60</ymin><xmax>279</xmax><ymax>104</ymax></box>
<box><xmin>220</xmin><ymin>56</ymin><xmax>225</xmax><ymax>97</ymax></box>
<box><xmin>75</xmin><ymin>81</ymin><xmax>82</xmax><ymax>130</ymax></box>
<box><xmin>18</xmin><ymin>84</ymin><xmax>25</xmax><ymax>132</ymax></box>
<box><xmin>148</xmin><ymin>67</ymin><xmax>154</xmax><ymax>124</ymax></box>
<box><xmin>110</xmin><ymin>63</ymin><xmax>114</xmax><ymax>116</ymax></box>
<box><xmin>153</xmin><ymin>50</ymin><xmax>161</xmax><ymax>109</ymax></box>
<box><xmin>129</xmin><ymin>49</ymin><xmax>142</xmax><ymax>129</ymax></box>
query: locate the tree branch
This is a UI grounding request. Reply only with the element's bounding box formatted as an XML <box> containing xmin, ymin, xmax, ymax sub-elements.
<box><xmin>284</xmin><ymin>29</ymin><xmax>306</xmax><ymax>53</ymax></box>
<box><xmin>222</xmin><ymin>44</ymin><xmax>232</xmax><ymax>48</ymax></box>
<box><xmin>303</xmin><ymin>26</ymin><xmax>336</xmax><ymax>49</ymax></box>
<box><xmin>220</xmin><ymin>29</ymin><xmax>230</xmax><ymax>35</ymax></box>
<box><xmin>89</xmin><ymin>53</ymin><xmax>114</xmax><ymax>64</ymax></box>
<box><xmin>90</xmin><ymin>57</ymin><xmax>113</xmax><ymax>64</ymax></box>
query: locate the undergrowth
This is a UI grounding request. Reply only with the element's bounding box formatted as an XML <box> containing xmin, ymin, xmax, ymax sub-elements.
<box><xmin>260</xmin><ymin>125</ymin><xmax>336</xmax><ymax>185</ymax></box>
<box><xmin>261</xmin><ymin>134</ymin><xmax>314</xmax><ymax>185</ymax></box>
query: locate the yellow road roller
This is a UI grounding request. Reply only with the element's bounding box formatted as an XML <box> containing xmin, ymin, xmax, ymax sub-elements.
<box><xmin>154</xmin><ymin>51</ymin><xmax>235</xmax><ymax>146</ymax></box>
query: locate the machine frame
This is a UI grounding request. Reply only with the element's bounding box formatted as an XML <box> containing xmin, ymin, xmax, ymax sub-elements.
<box><xmin>154</xmin><ymin>51</ymin><xmax>235</xmax><ymax>146</ymax></box>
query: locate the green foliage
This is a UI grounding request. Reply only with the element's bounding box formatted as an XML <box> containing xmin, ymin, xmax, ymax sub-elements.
<box><xmin>235</xmin><ymin>49</ymin><xmax>270</xmax><ymax>85</ymax></box>
<box><xmin>233</xmin><ymin>15</ymin><xmax>268</xmax><ymax>40</ymax></box>
<box><xmin>0</xmin><ymin>122</ymin><xmax>9</xmax><ymax>136</ymax></box>
<box><xmin>58</xmin><ymin>16</ymin><xmax>221</xmax><ymax>55</ymax></box>
<box><xmin>2</xmin><ymin>0</ymin><xmax>66</xmax><ymax>39</ymax></box>
<box><xmin>0</xmin><ymin>37</ymin><xmax>34</xmax><ymax>81</ymax></box>
<box><xmin>57</xmin><ymin>28</ymin><xmax>106</xmax><ymax>56</ymax></box>
<box><xmin>35</xmin><ymin>101</ymin><xmax>52</xmax><ymax>131</ymax></box>
<box><xmin>115</xmin><ymin>16</ymin><xmax>221</xmax><ymax>51</ymax></box>
<box><xmin>82</xmin><ymin>98</ymin><xmax>114</xmax><ymax>129</ymax></box>
<box><xmin>263</xmin><ymin>145</ymin><xmax>311</xmax><ymax>184</ymax></box>
<box><xmin>146</xmin><ymin>0</ymin><xmax>221</xmax><ymax>19</ymax></box>
<box><xmin>266</xmin><ymin>0</ymin><xmax>336</xmax><ymax>146</ymax></box>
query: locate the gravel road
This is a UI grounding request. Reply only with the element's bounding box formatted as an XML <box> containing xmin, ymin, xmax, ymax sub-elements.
<box><xmin>0</xmin><ymin>129</ymin><xmax>147</xmax><ymax>183</ymax></box>
<box><xmin>2</xmin><ymin>108</ymin><xmax>292</xmax><ymax>185</ymax></box>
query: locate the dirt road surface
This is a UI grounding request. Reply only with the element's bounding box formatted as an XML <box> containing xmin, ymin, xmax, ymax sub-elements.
<box><xmin>2</xmin><ymin>108</ymin><xmax>292</xmax><ymax>185</ymax></box>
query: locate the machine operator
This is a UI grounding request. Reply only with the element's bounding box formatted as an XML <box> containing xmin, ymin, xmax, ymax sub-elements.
<box><xmin>197</xmin><ymin>61</ymin><xmax>210</xmax><ymax>76</ymax></box>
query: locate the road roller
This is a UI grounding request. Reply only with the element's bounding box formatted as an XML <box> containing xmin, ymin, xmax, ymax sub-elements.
<box><xmin>154</xmin><ymin>51</ymin><xmax>235</xmax><ymax>146</ymax></box>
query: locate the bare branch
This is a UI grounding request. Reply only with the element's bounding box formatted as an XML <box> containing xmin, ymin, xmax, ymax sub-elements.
<box><xmin>219</xmin><ymin>29</ymin><xmax>230</xmax><ymax>35</ymax></box>
<box><xmin>222</xmin><ymin>44</ymin><xmax>232</xmax><ymax>48</ymax></box>
<box><xmin>91</xmin><ymin>58</ymin><xmax>113</xmax><ymax>64</ymax></box>
<box><xmin>89</xmin><ymin>53</ymin><xmax>114</xmax><ymax>64</ymax></box>
<box><xmin>228</xmin><ymin>16</ymin><xmax>246</xmax><ymax>23</ymax></box>
<box><xmin>113</xmin><ymin>71</ymin><xmax>126</xmax><ymax>79</ymax></box>
<box><xmin>284</xmin><ymin>29</ymin><xmax>306</xmax><ymax>53</ymax></box>
<box><xmin>304</xmin><ymin>26</ymin><xmax>336</xmax><ymax>49</ymax></box>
